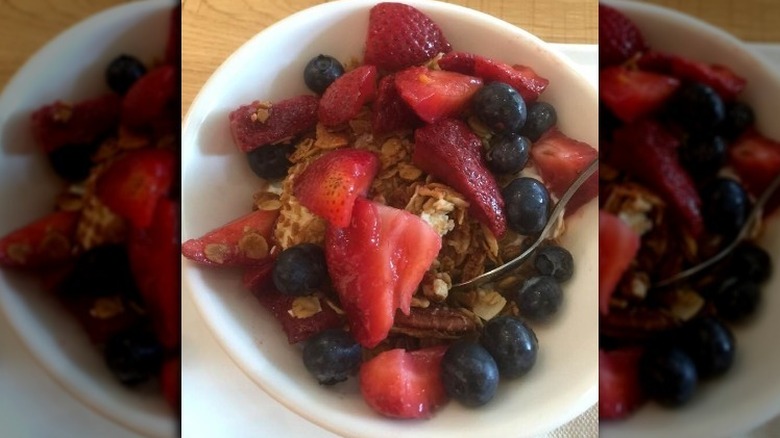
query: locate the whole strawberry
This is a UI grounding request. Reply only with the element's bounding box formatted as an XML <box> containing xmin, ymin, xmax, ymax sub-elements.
<box><xmin>364</xmin><ymin>2</ymin><xmax>452</xmax><ymax>72</ymax></box>
<box><xmin>599</xmin><ymin>4</ymin><xmax>647</xmax><ymax>67</ymax></box>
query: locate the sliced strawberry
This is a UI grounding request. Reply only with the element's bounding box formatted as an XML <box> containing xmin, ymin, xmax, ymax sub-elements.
<box><xmin>326</xmin><ymin>198</ymin><xmax>442</xmax><ymax>348</ymax></box>
<box><xmin>128</xmin><ymin>199</ymin><xmax>180</xmax><ymax>349</ymax></box>
<box><xmin>600</xmin><ymin>66</ymin><xmax>680</xmax><ymax>123</ymax></box>
<box><xmin>638</xmin><ymin>51</ymin><xmax>747</xmax><ymax>101</ymax></box>
<box><xmin>437</xmin><ymin>51</ymin><xmax>476</xmax><ymax>74</ymax></box>
<box><xmin>371</xmin><ymin>74</ymin><xmax>423</xmax><ymax>135</ymax></box>
<box><xmin>599</xmin><ymin>347</ymin><xmax>646</xmax><ymax>420</ymax></box>
<box><xmin>359</xmin><ymin>346</ymin><xmax>448</xmax><ymax>419</ymax></box>
<box><xmin>610</xmin><ymin>120</ymin><xmax>703</xmax><ymax>237</ymax></box>
<box><xmin>473</xmin><ymin>57</ymin><xmax>548</xmax><ymax>102</ymax></box>
<box><xmin>598</xmin><ymin>210</ymin><xmax>640</xmax><ymax>315</ymax></box>
<box><xmin>182</xmin><ymin>208</ymin><xmax>279</xmax><ymax>266</ymax></box>
<box><xmin>164</xmin><ymin>5</ymin><xmax>181</xmax><ymax>66</ymax></box>
<box><xmin>438</xmin><ymin>52</ymin><xmax>548</xmax><ymax>103</ymax></box>
<box><xmin>669</xmin><ymin>56</ymin><xmax>746</xmax><ymax>101</ymax></box>
<box><xmin>317</xmin><ymin>65</ymin><xmax>378</xmax><ymax>127</ymax></box>
<box><xmin>121</xmin><ymin>65</ymin><xmax>176</xmax><ymax>129</ymax></box>
<box><xmin>31</xmin><ymin>94</ymin><xmax>121</xmax><ymax>153</ymax></box>
<box><xmin>253</xmin><ymin>285</ymin><xmax>344</xmax><ymax>344</ymax></box>
<box><xmin>599</xmin><ymin>4</ymin><xmax>647</xmax><ymax>67</ymax></box>
<box><xmin>229</xmin><ymin>95</ymin><xmax>319</xmax><ymax>152</ymax></box>
<box><xmin>729</xmin><ymin>130</ymin><xmax>780</xmax><ymax>214</ymax></box>
<box><xmin>0</xmin><ymin>210</ymin><xmax>79</xmax><ymax>268</ymax></box>
<box><xmin>413</xmin><ymin>118</ymin><xmax>507</xmax><ymax>237</ymax></box>
<box><xmin>293</xmin><ymin>149</ymin><xmax>380</xmax><ymax>228</ymax></box>
<box><xmin>161</xmin><ymin>356</ymin><xmax>180</xmax><ymax>412</ymax></box>
<box><xmin>242</xmin><ymin>260</ymin><xmax>276</xmax><ymax>291</ymax></box>
<box><xmin>530</xmin><ymin>128</ymin><xmax>598</xmax><ymax>216</ymax></box>
<box><xmin>364</xmin><ymin>2</ymin><xmax>451</xmax><ymax>72</ymax></box>
<box><xmin>394</xmin><ymin>67</ymin><xmax>482</xmax><ymax>124</ymax></box>
<box><xmin>95</xmin><ymin>148</ymin><xmax>175</xmax><ymax>229</ymax></box>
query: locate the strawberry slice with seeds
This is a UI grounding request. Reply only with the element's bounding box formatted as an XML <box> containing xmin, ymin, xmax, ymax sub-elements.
<box><xmin>638</xmin><ymin>51</ymin><xmax>747</xmax><ymax>101</ymax></box>
<box><xmin>253</xmin><ymin>286</ymin><xmax>344</xmax><ymax>344</ymax></box>
<box><xmin>229</xmin><ymin>95</ymin><xmax>319</xmax><ymax>152</ymax></box>
<box><xmin>599</xmin><ymin>347</ymin><xmax>646</xmax><ymax>420</ymax></box>
<box><xmin>31</xmin><ymin>94</ymin><xmax>121</xmax><ymax>153</ymax></box>
<box><xmin>413</xmin><ymin>118</ymin><xmax>507</xmax><ymax>238</ymax></box>
<box><xmin>371</xmin><ymin>74</ymin><xmax>423</xmax><ymax>135</ymax></box>
<box><xmin>318</xmin><ymin>65</ymin><xmax>378</xmax><ymax>127</ymax></box>
<box><xmin>600</xmin><ymin>66</ymin><xmax>680</xmax><ymax>123</ymax></box>
<box><xmin>128</xmin><ymin>199</ymin><xmax>180</xmax><ymax>349</ymax></box>
<box><xmin>530</xmin><ymin>128</ymin><xmax>598</xmax><ymax>216</ymax></box>
<box><xmin>438</xmin><ymin>52</ymin><xmax>549</xmax><ymax>102</ymax></box>
<box><xmin>394</xmin><ymin>67</ymin><xmax>482</xmax><ymax>124</ymax></box>
<box><xmin>182</xmin><ymin>208</ymin><xmax>279</xmax><ymax>266</ymax></box>
<box><xmin>364</xmin><ymin>2</ymin><xmax>452</xmax><ymax>72</ymax></box>
<box><xmin>122</xmin><ymin>65</ymin><xmax>177</xmax><ymax>129</ymax></box>
<box><xmin>473</xmin><ymin>57</ymin><xmax>549</xmax><ymax>102</ymax></box>
<box><xmin>0</xmin><ymin>210</ymin><xmax>79</xmax><ymax>268</ymax></box>
<box><xmin>610</xmin><ymin>120</ymin><xmax>703</xmax><ymax>237</ymax></box>
<box><xmin>599</xmin><ymin>210</ymin><xmax>640</xmax><ymax>315</ymax></box>
<box><xmin>599</xmin><ymin>4</ymin><xmax>647</xmax><ymax>67</ymax></box>
<box><xmin>729</xmin><ymin>130</ymin><xmax>780</xmax><ymax>214</ymax></box>
<box><xmin>293</xmin><ymin>149</ymin><xmax>380</xmax><ymax>228</ymax></box>
<box><xmin>326</xmin><ymin>198</ymin><xmax>442</xmax><ymax>348</ymax></box>
<box><xmin>359</xmin><ymin>346</ymin><xmax>448</xmax><ymax>419</ymax></box>
<box><xmin>96</xmin><ymin>148</ymin><xmax>175</xmax><ymax>229</ymax></box>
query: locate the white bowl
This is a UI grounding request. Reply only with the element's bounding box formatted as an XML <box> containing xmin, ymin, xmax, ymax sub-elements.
<box><xmin>600</xmin><ymin>1</ymin><xmax>780</xmax><ymax>437</ymax></box>
<box><xmin>0</xmin><ymin>1</ymin><xmax>177</xmax><ymax>437</ymax></box>
<box><xmin>182</xmin><ymin>1</ymin><xmax>597</xmax><ymax>437</ymax></box>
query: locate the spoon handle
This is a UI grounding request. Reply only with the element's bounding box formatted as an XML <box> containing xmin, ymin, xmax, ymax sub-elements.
<box><xmin>654</xmin><ymin>171</ymin><xmax>780</xmax><ymax>289</ymax></box>
<box><xmin>451</xmin><ymin>158</ymin><xmax>599</xmax><ymax>292</ymax></box>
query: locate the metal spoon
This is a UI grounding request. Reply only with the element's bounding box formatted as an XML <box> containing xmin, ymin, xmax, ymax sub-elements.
<box><xmin>450</xmin><ymin>158</ymin><xmax>599</xmax><ymax>292</ymax></box>
<box><xmin>654</xmin><ymin>170</ymin><xmax>780</xmax><ymax>289</ymax></box>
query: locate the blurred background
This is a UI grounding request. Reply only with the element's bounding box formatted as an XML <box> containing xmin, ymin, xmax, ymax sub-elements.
<box><xmin>0</xmin><ymin>1</ymin><xmax>162</xmax><ymax>437</ymax></box>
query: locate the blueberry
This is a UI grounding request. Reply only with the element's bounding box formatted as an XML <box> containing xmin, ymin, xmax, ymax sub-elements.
<box><xmin>104</xmin><ymin>326</ymin><xmax>164</xmax><ymax>386</ymax></box>
<box><xmin>534</xmin><ymin>245</ymin><xmax>574</xmax><ymax>283</ymax></box>
<box><xmin>678</xmin><ymin>316</ymin><xmax>735</xmax><ymax>379</ymax></box>
<box><xmin>513</xmin><ymin>276</ymin><xmax>563</xmax><ymax>322</ymax></box>
<box><xmin>302</xmin><ymin>329</ymin><xmax>362</xmax><ymax>385</ymax></box>
<box><xmin>730</xmin><ymin>242</ymin><xmax>772</xmax><ymax>283</ymax></box>
<box><xmin>702</xmin><ymin>177</ymin><xmax>750</xmax><ymax>239</ymax></box>
<box><xmin>247</xmin><ymin>143</ymin><xmax>295</xmax><ymax>180</ymax></box>
<box><xmin>485</xmin><ymin>135</ymin><xmax>530</xmax><ymax>175</ymax></box>
<box><xmin>721</xmin><ymin>101</ymin><xmax>755</xmax><ymax>141</ymax></box>
<box><xmin>671</xmin><ymin>82</ymin><xmax>725</xmax><ymax>134</ymax></box>
<box><xmin>480</xmin><ymin>316</ymin><xmax>538</xmax><ymax>379</ymax></box>
<box><xmin>47</xmin><ymin>143</ymin><xmax>99</xmax><ymax>182</ymax></box>
<box><xmin>303</xmin><ymin>55</ymin><xmax>345</xmax><ymax>95</ymax></box>
<box><xmin>106</xmin><ymin>54</ymin><xmax>147</xmax><ymax>95</ymax></box>
<box><xmin>272</xmin><ymin>243</ymin><xmax>328</xmax><ymax>296</ymax></box>
<box><xmin>502</xmin><ymin>177</ymin><xmax>550</xmax><ymax>235</ymax></box>
<box><xmin>678</xmin><ymin>136</ymin><xmax>727</xmax><ymax>181</ymax></box>
<box><xmin>639</xmin><ymin>345</ymin><xmax>698</xmax><ymax>407</ymax></box>
<box><xmin>59</xmin><ymin>244</ymin><xmax>139</xmax><ymax>300</ymax></box>
<box><xmin>472</xmin><ymin>82</ymin><xmax>527</xmax><ymax>134</ymax></box>
<box><xmin>712</xmin><ymin>278</ymin><xmax>761</xmax><ymax>322</ymax></box>
<box><xmin>520</xmin><ymin>101</ymin><xmax>557</xmax><ymax>142</ymax></box>
<box><xmin>441</xmin><ymin>340</ymin><xmax>499</xmax><ymax>407</ymax></box>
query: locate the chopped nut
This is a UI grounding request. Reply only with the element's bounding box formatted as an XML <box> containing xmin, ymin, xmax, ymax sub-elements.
<box><xmin>288</xmin><ymin>296</ymin><xmax>322</xmax><ymax>319</ymax></box>
<box><xmin>471</xmin><ymin>288</ymin><xmax>507</xmax><ymax>321</ymax></box>
<box><xmin>250</xmin><ymin>101</ymin><xmax>272</xmax><ymax>123</ymax></box>
<box><xmin>89</xmin><ymin>296</ymin><xmax>124</xmax><ymax>319</ymax></box>
<box><xmin>315</xmin><ymin>123</ymin><xmax>349</xmax><ymax>149</ymax></box>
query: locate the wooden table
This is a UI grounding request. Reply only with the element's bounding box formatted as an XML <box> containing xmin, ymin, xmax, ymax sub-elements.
<box><xmin>0</xmin><ymin>0</ymin><xmax>128</xmax><ymax>91</ymax></box>
<box><xmin>182</xmin><ymin>0</ymin><xmax>598</xmax><ymax>116</ymax></box>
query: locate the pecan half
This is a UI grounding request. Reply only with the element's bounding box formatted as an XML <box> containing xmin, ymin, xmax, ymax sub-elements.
<box><xmin>391</xmin><ymin>305</ymin><xmax>481</xmax><ymax>339</ymax></box>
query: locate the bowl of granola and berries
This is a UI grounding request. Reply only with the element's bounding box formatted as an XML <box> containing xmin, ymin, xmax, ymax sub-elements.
<box><xmin>598</xmin><ymin>1</ymin><xmax>780</xmax><ymax>437</ymax></box>
<box><xmin>183</xmin><ymin>1</ymin><xmax>597</xmax><ymax>436</ymax></box>
<box><xmin>0</xmin><ymin>1</ymin><xmax>179</xmax><ymax>436</ymax></box>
